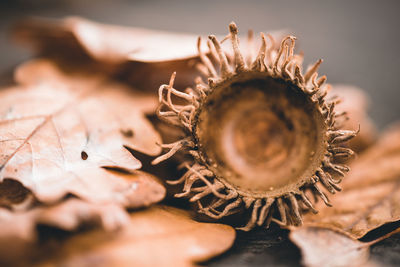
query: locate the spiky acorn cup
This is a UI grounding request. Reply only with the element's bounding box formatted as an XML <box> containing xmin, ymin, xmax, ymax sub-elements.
<box><xmin>152</xmin><ymin>23</ymin><xmax>357</xmax><ymax>231</ymax></box>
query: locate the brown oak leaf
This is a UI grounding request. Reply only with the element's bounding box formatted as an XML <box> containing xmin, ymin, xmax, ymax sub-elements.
<box><xmin>0</xmin><ymin>198</ymin><xmax>130</xmax><ymax>240</ymax></box>
<box><xmin>12</xmin><ymin>17</ymin><xmax>286</xmax><ymax>91</ymax></box>
<box><xmin>290</xmin><ymin>227</ymin><xmax>379</xmax><ymax>267</ymax></box>
<box><xmin>0</xmin><ymin>198</ymin><xmax>133</xmax><ymax>262</ymax></box>
<box><xmin>13</xmin><ymin>16</ymin><xmax>208</xmax><ymax>63</ymax></box>
<box><xmin>33</xmin><ymin>205</ymin><xmax>236</xmax><ymax>267</ymax></box>
<box><xmin>13</xmin><ymin>16</ymin><xmax>285</xmax><ymax>63</ymax></box>
<box><xmin>302</xmin><ymin>123</ymin><xmax>400</xmax><ymax>239</ymax></box>
<box><xmin>0</xmin><ymin>59</ymin><xmax>165</xmax><ymax>205</ymax></box>
<box><xmin>12</xmin><ymin>16</ymin><xmax>212</xmax><ymax>91</ymax></box>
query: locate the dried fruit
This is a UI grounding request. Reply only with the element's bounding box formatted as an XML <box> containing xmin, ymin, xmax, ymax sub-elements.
<box><xmin>153</xmin><ymin>22</ymin><xmax>357</xmax><ymax>230</ymax></box>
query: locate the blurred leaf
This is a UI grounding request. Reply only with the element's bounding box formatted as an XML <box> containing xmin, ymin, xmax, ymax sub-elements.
<box><xmin>13</xmin><ymin>16</ymin><xmax>285</xmax><ymax>63</ymax></box>
<box><xmin>290</xmin><ymin>227</ymin><xmax>375</xmax><ymax>267</ymax></box>
<box><xmin>0</xmin><ymin>198</ymin><xmax>130</xmax><ymax>262</ymax></box>
<box><xmin>12</xmin><ymin>17</ymin><xmax>287</xmax><ymax>91</ymax></box>
<box><xmin>35</xmin><ymin>205</ymin><xmax>236</xmax><ymax>267</ymax></box>
<box><xmin>13</xmin><ymin>16</ymin><xmax>206</xmax><ymax>63</ymax></box>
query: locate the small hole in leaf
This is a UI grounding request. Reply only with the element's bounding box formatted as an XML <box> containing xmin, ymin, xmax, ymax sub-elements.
<box><xmin>81</xmin><ymin>151</ymin><xmax>88</xmax><ymax>160</ymax></box>
<box><xmin>120</xmin><ymin>128</ymin><xmax>134</xmax><ymax>138</ymax></box>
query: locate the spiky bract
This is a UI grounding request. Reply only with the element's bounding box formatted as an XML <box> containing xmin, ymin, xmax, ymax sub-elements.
<box><xmin>153</xmin><ymin>22</ymin><xmax>356</xmax><ymax>231</ymax></box>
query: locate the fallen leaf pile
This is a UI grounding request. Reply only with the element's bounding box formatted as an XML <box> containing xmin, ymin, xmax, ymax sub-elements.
<box><xmin>0</xmin><ymin>16</ymin><xmax>399</xmax><ymax>267</ymax></box>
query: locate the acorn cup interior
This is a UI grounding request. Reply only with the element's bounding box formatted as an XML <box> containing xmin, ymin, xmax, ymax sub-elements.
<box><xmin>194</xmin><ymin>73</ymin><xmax>327</xmax><ymax>199</ymax></box>
<box><xmin>152</xmin><ymin>22</ymin><xmax>357</xmax><ymax>231</ymax></box>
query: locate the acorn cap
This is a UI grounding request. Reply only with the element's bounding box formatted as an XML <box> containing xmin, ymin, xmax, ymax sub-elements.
<box><xmin>153</xmin><ymin>22</ymin><xmax>357</xmax><ymax>231</ymax></box>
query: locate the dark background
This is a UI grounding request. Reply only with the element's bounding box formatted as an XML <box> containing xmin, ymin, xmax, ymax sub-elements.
<box><xmin>0</xmin><ymin>0</ymin><xmax>399</xmax><ymax>266</ymax></box>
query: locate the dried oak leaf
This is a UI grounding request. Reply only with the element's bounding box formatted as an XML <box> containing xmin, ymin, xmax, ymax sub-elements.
<box><xmin>290</xmin><ymin>226</ymin><xmax>377</xmax><ymax>267</ymax></box>
<box><xmin>13</xmin><ymin>16</ymin><xmax>209</xmax><ymax>63</ymax></box>
<box><xmin>12</xmin><ymin>17</ymin><xmax>286</xmax><ymax>90</ymax></box>
<box><xmin>0</xmin><ymin>59</ymin><xmax>165</xmax><ymax>205</ymax></box>
<box><xmin>0</xmin><ymin>198</ymin><xmax>131</xmax><ymax>262</ymax></box>
<box><xmin>302</xmin><ymin>123</ymin><xmax>400</xmax><ymax>239</ymax></box>
<box><xmin>13</xmin><ymin>16</ymin><xmax>285</xmax><ymax>63</ymax></box>
<box><xmin>330</xmin><ymin>85</ymin><xmax>377</xmax><ymax>152</ymax></box>
<box><xmin>35</xmin><ymin>205</ymin><xmax>236</xmax><ymax>267</ymax></box>
<box><xmin>12</xmin><ymin>16</ymin><xmax>205</xmax><ymax>91</ymax></box>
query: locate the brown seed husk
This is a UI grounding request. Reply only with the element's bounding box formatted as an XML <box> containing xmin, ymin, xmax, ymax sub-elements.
<box><xmin>154</xmin><ymin>22</ymin><xmax>357</xmax><ymax>231</ymax></box>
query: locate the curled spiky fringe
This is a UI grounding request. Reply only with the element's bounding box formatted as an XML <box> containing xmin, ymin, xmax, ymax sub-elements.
<box><xmin>153</xmin><ymin>22</ymin><xmax>357</xmax><ymax>231</ymax></box>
